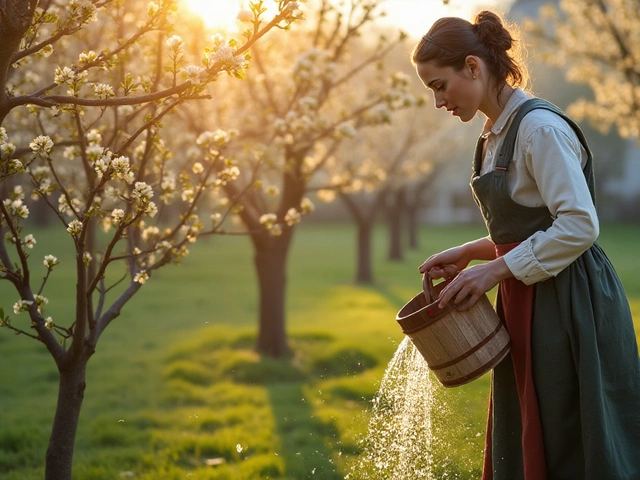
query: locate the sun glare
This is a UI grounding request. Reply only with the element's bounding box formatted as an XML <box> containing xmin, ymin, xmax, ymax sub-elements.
<box><xmin>183</xmin><ymin>0</ymin><xmax>251</xmax><ymax>30</ymax></box>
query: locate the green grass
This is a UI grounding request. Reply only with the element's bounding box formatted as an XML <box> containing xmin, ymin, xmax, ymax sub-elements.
<box><xmin>0</xmin><ymin>223</ymin><xmax>638</xmax><ymax>479</ymax></box>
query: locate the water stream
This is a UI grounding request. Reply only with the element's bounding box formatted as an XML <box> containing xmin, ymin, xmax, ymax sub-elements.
<box><xmin>348</xmin><ymin>337</ymin><xmax>479</xmax><ymax>479</ymax></box>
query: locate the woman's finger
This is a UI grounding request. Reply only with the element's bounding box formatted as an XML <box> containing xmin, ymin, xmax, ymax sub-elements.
<box><xmin>457</xmin><ymin>292</ymin><xmax>481</xmax><ymax>311</ymax></box>
<box><xmin>442</xmin><ymin>264</ymin><xmax>459</xmax><ymax>279</ymax></box>
<box><xmin>437</xmin><ymin>281</ymin><xmax>460</xmax><ymax>308</ymax></box>
<box><xmin>453</xmin><ymin>284</ymin><xmax>472</xmax><ymax>306</ymax></box>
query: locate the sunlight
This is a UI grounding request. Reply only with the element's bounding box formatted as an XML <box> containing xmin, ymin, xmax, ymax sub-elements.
<box><xmin>183</xmin><ymin>0</ymin><xmax>252</xmax><ymax>30</ymax></box>
<box><xmin>381</xmin><ymin>0</ymin><xmax>514</xmax><ymax>39</ymax></box>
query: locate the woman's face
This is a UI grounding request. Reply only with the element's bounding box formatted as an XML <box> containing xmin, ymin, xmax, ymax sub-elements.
<box><xmin>415</xmin><ymin>60</ymin><xmax>482</xmax><ymax>122</ymax></box>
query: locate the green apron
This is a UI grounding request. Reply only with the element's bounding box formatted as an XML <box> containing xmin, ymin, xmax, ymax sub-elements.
<box><xmin>470</xmin><ymin>98</ymin><xmax>640</xmax><ymax>480</ymax></box>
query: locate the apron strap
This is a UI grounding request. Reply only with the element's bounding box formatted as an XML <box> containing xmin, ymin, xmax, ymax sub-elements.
<box><xmin>494</xmin><ymin>98</ymin><xmax>595</xmax><ymax>202</ymax></box>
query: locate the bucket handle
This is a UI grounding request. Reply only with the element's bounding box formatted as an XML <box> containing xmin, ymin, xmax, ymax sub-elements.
<box><xmin>422</xmin><ymin>272</ymin><xmax>456</xmax><ymax>305</ymax></box>
<box><xmin>422</xmin><ymin>273</ymin><xmax>437</xmax><ymax>305</ymax></box>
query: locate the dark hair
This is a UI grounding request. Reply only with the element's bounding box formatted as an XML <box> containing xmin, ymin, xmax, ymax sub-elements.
<box><xmin>411</xmin><ymin>11</ymin><xmax>528</xmax><ymax>98</ymax></box>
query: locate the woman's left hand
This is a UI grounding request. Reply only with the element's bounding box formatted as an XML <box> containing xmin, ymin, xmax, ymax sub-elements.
<box><xmin>435</xmin><ymin>258</ymin><xmax>512</xmax><ymax>311</ymax></box>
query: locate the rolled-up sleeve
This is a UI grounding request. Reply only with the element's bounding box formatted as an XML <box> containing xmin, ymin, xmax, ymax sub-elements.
<box><xmin>502</xmin><ymin>125</ymin><xmax>599</xmax><ymax>285</ymax></box>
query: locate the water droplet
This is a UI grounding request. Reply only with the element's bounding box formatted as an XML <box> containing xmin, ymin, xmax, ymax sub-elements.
<box><xmin>348</xmin><ymin>338</ymin><xmax>449</xmax><ymax>478</ymax></box>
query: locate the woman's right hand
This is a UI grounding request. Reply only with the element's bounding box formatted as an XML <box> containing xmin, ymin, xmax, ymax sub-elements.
<box><xmin>418</xmin><ymin>245</ymin><xmax>470</xmax><ymax>279</ymax></box>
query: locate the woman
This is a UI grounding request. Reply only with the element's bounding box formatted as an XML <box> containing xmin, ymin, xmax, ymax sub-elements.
<box><xmin>411</xmin><ymin>10</ymin><xmax>640</xmax><ymax>480</ymax></box>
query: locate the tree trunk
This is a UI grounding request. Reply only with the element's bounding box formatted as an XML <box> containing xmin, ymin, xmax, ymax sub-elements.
<box><xmin>387</xmin><ymin>189</ymin><xmax>405</xmax><ymax>262</ymax></box>
<box><xmin>407</xmin><ymin>204</ymin><xmax>419</xmax><ymax>250</ymax></box>
<box><xmin>355</xmin><ymin>220</ymin><xmax>374</xmax><ymax>284</ymax></box>
<box><xmin>254</xmin><ymin>238</ymin><xmax>290</xmax><ymax>358</ymax></box>
<box><xmin>45</xmin><ymin>360</ymin><xmax>87</xmax><ymax>480</ymax></box>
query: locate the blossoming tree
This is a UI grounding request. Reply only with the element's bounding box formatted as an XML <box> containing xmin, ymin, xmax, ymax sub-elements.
<box><xmin>0</xmin><ymin>0</ymin><xmax>300</xmax><ymax>478</ymax></box>
<box><xmin>327</xmin><ymin>107</ymin><xmax>450</xmax><ymax>283</ymax></box>
<box><xmin>179</xmin><ymin>0</ymin><xmax>421</xmax><ymax>357</ymax></box>
<box><xmin>524</xmin><ymin>0</ymin><xmax>640</xmax><ymax>140</ymax></box>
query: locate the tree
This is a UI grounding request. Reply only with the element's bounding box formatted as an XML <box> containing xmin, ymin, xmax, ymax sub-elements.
<box><xmin>181</xmin><ymin>0</ymin><xmax>420</xmax><ymax>357</ymax></box>
<box><xmin>330</xmin><ymin>103</ymin><xmax>453</xmax><ymax>283</ymax></box>
<box><xmin>0</xmin><ymin>1</ymin><xmax>300</xmax><ymax>478</ymax></box>
<box><xmin>334</xmin><ymin>116</ymin><xmax>422</xmax><ymax>282</ymax></box>
<box><xmin>524</xmin><ymin>0</ymin><xmax>640</xmax><ymax>141</ymax></box>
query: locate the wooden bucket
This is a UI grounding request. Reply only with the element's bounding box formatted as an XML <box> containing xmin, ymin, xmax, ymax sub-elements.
<box><xmin>396</xmin><ymin>275</ymin><xmax>510</xmax><ymax>388</ymax></box>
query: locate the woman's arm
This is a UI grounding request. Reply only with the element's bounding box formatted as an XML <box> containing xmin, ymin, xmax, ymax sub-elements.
<box><xmin>502</xmin><ymin>124</ymin><xmax>598</xmax><ymax>285</ymax></box>
<box><xmin>419</xmin><ymin>236</ymin><xmax>497</xmax><ymax>277</ymax></box>
<box><xmin>419</xmin><ymin>236</ymin><xmax>512</xmax><ymax>310</ymax></box>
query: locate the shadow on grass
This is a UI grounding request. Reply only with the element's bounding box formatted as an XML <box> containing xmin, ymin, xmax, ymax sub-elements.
<box><xmin>266</xmin><ymin>383</ymin><xmax>343</xmax><ymax>479</ymax></box>
<box><xmin>157</xmin><ymin>328</ymin><xmax>378</xmax><ymax>478</ymax></box>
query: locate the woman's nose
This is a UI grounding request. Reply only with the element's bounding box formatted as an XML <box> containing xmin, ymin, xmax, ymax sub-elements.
<box><xmin>434</xmin><ymin>95</ymin><xmax>446</xmax><ymax>109</ymax></box>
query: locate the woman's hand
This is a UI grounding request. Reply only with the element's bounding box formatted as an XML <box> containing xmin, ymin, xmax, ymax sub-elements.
<box><xmin>419</xmin><ymin>237</ymin><xmax>498</xmax><ymax>280</ymax></box>
<box><xmin>419</xmin><ymin>245</ymin><xmax>470</xmax><ymax>279</ymax></box>
<box><xmin>435</xmin><ymin>258</ymin><xmax>512</xmax><ymax>311</ymax></box>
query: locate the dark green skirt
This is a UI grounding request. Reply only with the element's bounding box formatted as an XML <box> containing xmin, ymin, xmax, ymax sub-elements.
<box><xmin>490</xmin><ymin>243</ymin><xmax>640</xmax><ymax>480</ymax></box>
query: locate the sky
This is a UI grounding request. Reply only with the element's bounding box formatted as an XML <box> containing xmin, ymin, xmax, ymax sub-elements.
<box><xmin>378</xmin><ymin>0</ymin><xmax>514</xmax><ymax>38</ymax></box>
<box><xmin>183</xmin><ymin>0</ymin><xmax>514</xmax><ymax>38</ymax></box>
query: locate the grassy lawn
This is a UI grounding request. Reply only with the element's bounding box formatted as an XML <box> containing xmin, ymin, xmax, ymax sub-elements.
<box><xmin>0</xmin><ymin>223</ymin><xmax>638</xmax><ymax>479</ymax></box>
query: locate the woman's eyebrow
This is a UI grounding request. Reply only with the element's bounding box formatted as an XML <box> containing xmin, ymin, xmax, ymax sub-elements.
<box><xmin>427</xmin><ymin>78</ymin><xmax>440</xmax><ymax>88</ymax></box>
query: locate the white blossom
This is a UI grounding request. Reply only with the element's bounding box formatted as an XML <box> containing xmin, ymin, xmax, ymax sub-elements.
<box><xmin>24</xmin><ymin>233</ymin><xmax>36</xmax><ymax>248</ymax></box>
<box><xmin>147</xmin><ymin>1</ymin><xmax>159</xmax><ymax>16</ymax></box>
<box><xmin>8</xmin><ymin>159</ymin><xmax>24</xmax><ymax>174</ymax></box>
<box><xmin>29</xmin><ymin>135</ymin><xmax>54</xmax><ymax>157</ymax></box>
<box><xmin>134</xmin><ymin>270</ymin><xmax>149</xmax><ymax>284</ymax></box>
<box><xmin>40</xmin><ymin>45</ymin><xmax>53</xmax><ymax>58</ymax></box>
<box><xmin>144</xmin><ymin>201</ymin><xmax>158</xmax><ymax>218</ymax></box>
<box><xmin>206</xmin><ymin>45</ymin><xmax>235</xmax><ymax>68</ymax></box>
<box><xmin>166</xmin><ymin>35</ymin><xmax>184</xmax><ymax>51</ymax></box>
<box><xmin>284</xmin><ymin>208</ymin><xmax>301</xmax><ymax>226</ymax></box>
<box><xmin>300</xmin><ymin>197</ymin><xmax>315</xmax><ymax>214</ymax></box>
<box><xmin>0</xmin><ymin>142</ymin><xmax>16</xmax><ymax>158</ymax></box>
<box><xmin>34</xmin><ymin>294</ymin><xmax>48</xmax><ymax>312</ymax></box>
<box><xmin>66</xmin><ymin>219</ymin><xmax>83</xmax><ymax>238</ymax></box>
<box><xmin>110</xmin><ymin>156</ymin><xmax>132</xmax><ymax>181</ymax></box>
<box><xmin>44</xmin><ymin>254</ymin><xmax>59</xmax><ymax>269</ymax></box>
<box><xmin>317</xmin><ymin>189</ymin><xmax>337</xmax><ymax>203</ymax></box>
<box><xmin>54</xmin><ymin>66</ymin><xmax>75</xmax><ymax>85</ymax></box>
<box><xmin>13</xmin><ymin>300</ymin><xmax>33</xmax><ymax>314</ymax></box>
<box><xmin>132</xmin><ymin>182</ymin><xmax>153</xmax><ymax>203</ymax></box>
<box><xmin>111</xmin><ymin>209</ymin><xmax>125</xmax><ymax>224</ymax></box>
<box><xmin>93</xmin><ymin>83</ymin><xmax>115</xmax><ymax>99</ymax></box>
<box><xmin>216</xmin><ymin>166</ymin><xmax>240</xmax><ymax>185</ymax></box>
<box><xmin>63</xmin><ymin>146</ymin><xmax>78</xmax><ymax>160</ymax></box>
<box><xmin>181</xmin><ymin>65</ymin><xmax>204</xmax><ymax>84</ymax></box>
<box><xmin>181</xmin><ymin>189</ymin><xmax>194</xmax><ymax>202</ymax></box>
<box><xmin>86</xmin><ymin>129</ymin><xmax>102</xmax><ymax>145</ymax></box>
<box><xmin>79</xmin><ymin>50</ymin><xmax>98</xmax><ymax>66</ymax></box>
<box><xmin>142</xmin><ymin>226</ymin><xmax>160</xmax><ymax>241</ymax></box>
<box><xmin>5</xmin><ymin>198</ymin><xmax>29</xmax><ymax>219</ymax></box>
<box><xmin>259</xmin><ymin>213</ymin><xmax>277</xmax><ymax>227</ymax></box>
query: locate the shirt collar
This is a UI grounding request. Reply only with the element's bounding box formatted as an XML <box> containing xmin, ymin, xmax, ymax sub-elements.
<box><xmin>480</xmin><ymin>88</ymin><xmax>531</xmax><ymax>138</ymax></box>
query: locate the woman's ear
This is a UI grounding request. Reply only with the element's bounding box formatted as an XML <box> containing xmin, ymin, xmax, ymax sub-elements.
<box><xmin>465</xmin><ymin>55</ymin><xmax>481</xmax><ymax>79</ymax></box>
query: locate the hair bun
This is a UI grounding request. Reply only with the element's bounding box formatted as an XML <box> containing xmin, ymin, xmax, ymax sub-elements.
<box><xmin>474</xmin><ymin>11</ymin><xmax>513</xmax><ymax>52</ymax></box>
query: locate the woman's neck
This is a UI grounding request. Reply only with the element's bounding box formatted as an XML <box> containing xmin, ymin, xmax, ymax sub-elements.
<box><xmin>482</xmin><ymin>85</ymin><xmax>516</xmax><ymax>125</ymax></box>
